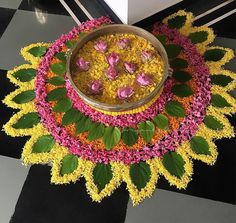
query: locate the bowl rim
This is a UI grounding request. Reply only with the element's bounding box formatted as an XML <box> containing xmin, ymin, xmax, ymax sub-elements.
<box><xmin>66</xmin><ymin>24</ymin><xmax>170</xmax><ymax>112</ymax></box>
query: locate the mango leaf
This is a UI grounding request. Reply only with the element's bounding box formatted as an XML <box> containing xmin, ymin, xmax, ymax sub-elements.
<box><xmin>153</xmin><ymin>114</ymin><xmax>169</xmax><ymax>130</ymax></box>
<box><xmin>138</xmin><ymin>121</ymin><xmax>155</xmax><ymax>143</ymax></box>
<box><xmin>156</xmin><ymin>34</ymin><xmax>167</xmax><ymax>45</ymax></box>
<box><xmin>165</xmin><ymin>101</ymin><xmax>185</xmax><ymax>118</ymax></box>
<box><xmin>13</xmin><ymin>68</ymin><xmax>36</xmax><ymax>82</ymax></box>
<box><xmin>62</xmin><ymin>108</ymin><xmax>83</xmax><ymax>126</ymax></box>
<box><xmin>188</xmin><ymin>31</ymin><xmax>208</xmax><ymax>44</ymax></box>
<box><xmin>190</xmin><ymin>136</ymin><xmax>210</xmax><ymax>155</ymax></box>
<box><xmin>28</xmin><ymin>46</ymin><xmax>47</xmax><ymax>57</ymax></box>
<box><xmin>211</xmin><ymin>94</ymin><xmax>231</xmax><ymax>108</ymax></box>
<box><xmin>211</xmin><ymin>74</ymin><xmax>233</xmax><ymax>87</ymax></box>
<box><xmin>204</xmin><ymin>115</ymin><xmax>224</xmax><ymax>130</ymax></box>
<box><xmin>46</xmin><ymin>87</ymin><xmax>67</xmax><ymax>101</ymax></box>
<box><xmin>60</xmin><ymin>154</ymin><xmax>78</xmax><ymax>175</ymax></box>
<box><xmin>121</xmin><ymin>127</ymin><xmax>138</xmax><ymax>146</ymax></box>
<box><xmin>12</xmin><ymin>90</ymin><xmax>35</xmax><ymax>104</ymax></box>
<box><xmin>65</xmin><ymin>40</ymin><xmax>76</xmax><ymax>48</ymax></box>
<box><xmin>87</xmin><ymin>123</ymin><xmax>105</xmax><ymax>141</ymax></box>
<box><xmin>162</xmin><ymin>152</ymin><xmax>185</xmax><ymax>179</ymax></box>
<box><xmin>47</xmin><ymin>76</ymin><xmax>65</xmax><ymax>86</ymax></box>
<box><xmin>170</xmin><ymin>58</ymin><xmax>188</xmax><ymax>69</ymax></box>
<box><xmin>204</xmin><ymin>49</ymin><xmax>226</xmax><ymax>62</ymax></box>
<box><xmin>55</xmin><ymin>52</ymin><xmax>66</xmax><ymax>61</ymax></box>
<box><xmin>32</xmin><ymin>135</ymin><xmax>55</xmax><ymax>153</ymax></box>
<box><xmin>50</xmin><ymin>62</ymin><xmax>66</xmax><ymax>75</ymax></box>
<box><xmin>53</xmin><ymin>98</ymin><xmax>72</xmax><ymax>113</ymax></box>
<box><xmin>93</xmin><ymin>163</ymin><xmax>113</xmax><ymax>192</ymax></box>
<box><xmin>75</xmin><ymin>116</ymin><xmax>92</xmax><ymax>134</ymax></box>
<box><xmin>165</xmin><ymin>44</ymin><xmax>182</xmax><ymax>59</ymax></box>
<box><xmin>167</xmin><ymin>15</ymin><xmax>186</xmax><ymax>29</ymax></box>
<box><xmin>12</xmin><ymin>112</ymin><xmax>40</xmax><ymax>129</ymax></box>
<box><xmin>172</xmin><ymin>70</ymin><xmax>192</xmax><ymax>82</ymax></box>
<box><xmin>103</xmin><ymin>126</ymin><xmax>121</xmax><ymax>150</ymax></box>
<box><xmin>171</xmin><ymin>84</ymin><xmax>193</xmax><ymax>97</ymax></box>
<box><xmin>130</xmin><ymin>162</ymin><xmax>151</xmax><ymax>191</ymax></box>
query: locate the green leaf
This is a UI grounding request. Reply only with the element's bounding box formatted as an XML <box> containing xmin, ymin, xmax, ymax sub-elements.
<box><xmin>190</xmin><ymin>136</ymin><xmax>210</xmax><ymax>155</ymax></box>
<box><xmin>47</xmin><ymin>76</ymin><xmax>65</xmax><ymax>86</ymax></box>
<box><xmin>62</xmin><ymin>108</ymin><xmax>83</xmax><ymax>126</ymax></box>
<box><xmin>211</xmin><ymin>94</ymin><xmax>231</xmax><ymax>108</ymax></box>
<box><xmin>165</xmin><ymin>101</ymin><xmax>185</xmax><ymax>117</ymax></box>
<box><xmin>55</xmin><ymin>52</ymin><xmax>66</xmax><ymax>61</ymax></box>
<box><xmin>28</xmin><ymin>46</ymin><xmax>47</xmax><ymax>57</ymax></box>
<box><xmin>211</xmin><ymin>75</ymin><xmax>233</xmax><ymax>87</ymax></box>
<box><xmin>87</xmin><ymin>123</ymin><xmax>105</xmax><ymax>141</ymax></box>
<box><xmin>103</xmin><ymin>127</ymin><xmax>121</xmax><ymax>150</ymax></box>
<box><xmin>172</xmin><ymin>70</ymin><xmax>192</xmax><ymax>82</ymax></box>
<box><xmin>46</xmin><ymin>87</ymin><xmax>67</xmax><ymax>101</ymax></box>
<box><xmin>79</xmin><ymin>32</ymin><xmax>86</xmax><ymax>38</ymax></box>
<box><xmin>12</xmin><ymin>90</ymin><xmax>35</xmax><ymax>104</ymax></box>
<box><xmin>60</xmin><ymin>154</ymin><xmax>78</xmax><ymax>175</ymax></box>
<box><xmin>204</xmin><ymin>115</ymin><xmax>224</xmax><ymax>130</ymax></box>
<box><xmin>65</xmin><ymin>40</ymin><xmax>76</xmax><ymax>48</ymax></box>
<box><xmin>138</xmin><ymin>121</ymin><xmax>155</xmax><ymax>143</ymax></box>
<box><xmin>75</xmin><ymin>116</ymin><xmax>92</xmax><ymax>134</ymax></box>
<box><xmin>153</xmin><ymin>114</ymin><xmax>169</xmax><ymax>130</ymax></box>
<box><xmin>32</xmin><ymin>135</ymin><xmax>55</xmax><ymax>153</ymax></box>
<box><xmin>93</xmin><ymin>163</ymin><xmax>113</xmax><ymax>192</ymax></box>
<box><xmin>165</xmin><ymin>44</ymin><xmax>182</xmax><ymax>59</ymax></box>
<box><xmin>156</xmin><ymin>34</ymin><xmax>167</xmax><ymax>45</ymax></box>
<box><xmin>50</xmin><ymin>62</ymin><xmax>66</xmax><ymax>75</ymax></box>
<box><xmin>130</xmin><ymin>162</ymin><xmax>151</xmax><ymax>191</ymax></box>
<box><xmin>167</xmin><ymin>15</ymin><xmax>186</xmax><ymax>29</ymax></box>
<box><xmin>121</xmin><ymin>127</ymin><xmax>138</xmax><ymax>146</ymax></box>
<box><xmin>170</xmin><ymin>58</ymin><xmax>188</xmax><ymax>69</ymax></box>
<box><xmin>13</xmin><ymin>68</ymin><xmax>36</xmax><ymax>82</ymax></box>
<box><xmin>162</xmin><ymin>152</ymin><xmax>185</xmax><ymax>178</ymax></box>
<box><xmin>204</xmin><ymin>49</ymin><xmax>226</xmax><ymax>62</ymax></box>
<box><xmin>171</xmin><ymin>84</ymin><xmax>193</xmax><ymax>97</ymax></box>
<box><xmin>53</xmin><ymin>98</ymin><xmax>72</xmax><ymax>113</ymax></box>
<box><xmin>12</xmin><ymin>112</ymin><xmax>40</xmax><ymax>129</ymax></box>
<box><xmin>188</xmin><ymin>31</ymin><xmax>208</xmax><ymax>44</ymax></box>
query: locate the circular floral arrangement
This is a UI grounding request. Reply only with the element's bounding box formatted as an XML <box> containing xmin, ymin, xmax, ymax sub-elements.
<box><xmin>3</xmin><ymin>11</ymin><xmax>236</xmax><ymax>205</ymax></box>
<box><xmin>72</xmin><ymin>33</ymin><xmax>164</xmax><ymax>104</ymax></box>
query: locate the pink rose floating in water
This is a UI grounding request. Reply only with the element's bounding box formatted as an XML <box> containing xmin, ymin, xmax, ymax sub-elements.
<box><xmin>76</xmin><ymin>58</ymin><xmax>90</xmax><ymax>71</ymax></box>
<box><xmin>136</xmin><ymin>73</ymin><xmax>153</xmax><ymax>86</ymax></box>
<box><xmin>106</xmin><ymin>66</ymin><xmax>119</xmax><ymax>80</ymax></box>
<box><xmin>106</xmin><ymin>52</ymin><xmax>120</xmax><ymax>66</ymax></box>
<box><xmin>124</xmin><ymin>62</ymin><xmax>137</xmax><ymax>74</ymax></box>
<box><xmin>94</xmin><ymin>40</ymin><xmax>108</xmax><ymax>53</ymax></box>
<box><xmin>88</xmin><ymin>80</ymin><xmax>103</xmax><ymax>94</ymax></box>
<box><xmin>117</xmin><ymin>38</ymin><xmax>130</xmax><ymax>49</ymax></box>
<box><xmin>117</xmin><ymin>87</ymin><xmax>134</xmax><ymax>100</ymax></box>
<box><xmin>141</xmin><ymin>50</ymin><xmax>154</xmax><ymax>62</ymax></box>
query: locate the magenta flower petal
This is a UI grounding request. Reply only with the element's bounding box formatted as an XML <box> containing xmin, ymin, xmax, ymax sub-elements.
<box><xmin>117</xmin><ymin>87</ymin><xmax>134</xmax><ymax>99</ymax></box>
<box><xmin>124</xmin><ymin>62</ymin><xmax>137</xmax><ymax>74</ymax></box>
<box><xmin>106</xmin><ymin>52</ymin><xmax>120</xmax><ymax>66</ymax></box>
<box><xmin>94</xmin><ymin>40</ymin><xmax>107</xmax><ymax>53</ymax></box>
<box><xmin>117</xmin><ymin>38</ymin><xmax>130</xmax><ymax>49</ymax></box>
<box><xmin>76</xmin><ymin>58</ymin><xmax>90</xmax><ymax>71</ymax></box>
<box><xmin>89</xmin><ymin>80</ymin><xmax>103</xmax><ymax>94</ymax></box>
<box><xmin>141</xmin><ymin>50</ymin><xmax>154</xmax><ymax>62</ymax></box>
<box><xmin>137</xmin><ymin>73</ymin><xmax>153</xmax><ymax>86</ymax></box>
<box><xmin>106</xmin><ymin>66</ymin><xmax>119</xmax><ymax>80</ymax></box>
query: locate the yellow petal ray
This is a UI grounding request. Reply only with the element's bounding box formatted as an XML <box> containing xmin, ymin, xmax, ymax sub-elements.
<box><xmin>83</xmin><ymin>161</ymin><xmax>122</xmax><ymax>202</ymax></box>
<box><xmin>156</xmin><ymin>147</ymin><xmax>193</xmax><ymax>189</ymax></box>
<box><xmin>119</xmin><ymin>160</ymin><xmax>159</xmax><ymax>206</ymax></box>
<box><xmin>21</xmin><ymin>43</ymin><xmax>51</xmax><ymax>65</ymax></box>
<box><xmin>162</xmin><ymin>10</ymin><xmax>194</xmax><ymax>36</ymax></box>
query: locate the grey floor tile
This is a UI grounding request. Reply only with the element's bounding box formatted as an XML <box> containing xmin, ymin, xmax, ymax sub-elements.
<box><xmin>0</xmin><ymin>155</ymin><xmax>29</xmax><ymax>223</ymax></box>
<box><xmin>0</xmin><ymin>0</ymin><xmax>22</xmax><ymax>9</ymax></box>
<box><xmin>0</xmin><ymin>10</ymin><xmax>76</xmax><ymax>70</ymax></box>
<box><xmin>125</xmin><ymin>189</ymin><xmax>236</xmax><ymax>223</ymax></box>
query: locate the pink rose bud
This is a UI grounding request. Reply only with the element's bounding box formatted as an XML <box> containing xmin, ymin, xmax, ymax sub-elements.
<box><xmin>76</xmin><ymin>58</ymin><xmax>90</xmax><ymax>71</ymax></box>
<box><xmin>117</xmin><ymin>38</ymin><xmax>130</xmax><ymax>49</ymax></box>
<box><xmin>141</xmin><ymin>50</ymin><xmax>154</xmax><ymax>62</ymax></box>
<box><xmin>137</xmin><ymin>73</ymin><xmax>153</xmax><ymax>86</ymax></box>
<box><xmin>117</xmin><ymin>87</ymin><xmax>134</xmax><ymax>99</ymax></box>
<box><xmin>106</xmin><ymin>66</ymin><xmax>119</xmax><ymax>80</ymax></box>
<box><xmin>94</xmin><ymin>40</ymin><xmax>107</xmax><ymax>53</ymax></box>
<box><xmin>89</xmin><ymin>80</ymin><xmax>103</xmax><ymax>94</ymax></box>
<box><xmin>124</xmin><ymin>62</ymin><xmax>136</xmax><ymax>74</ymax></box>
<box><xmin>107</xmin><ymin>52</ymin><xmax>120</xmax><ymax>66</ymax></box>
